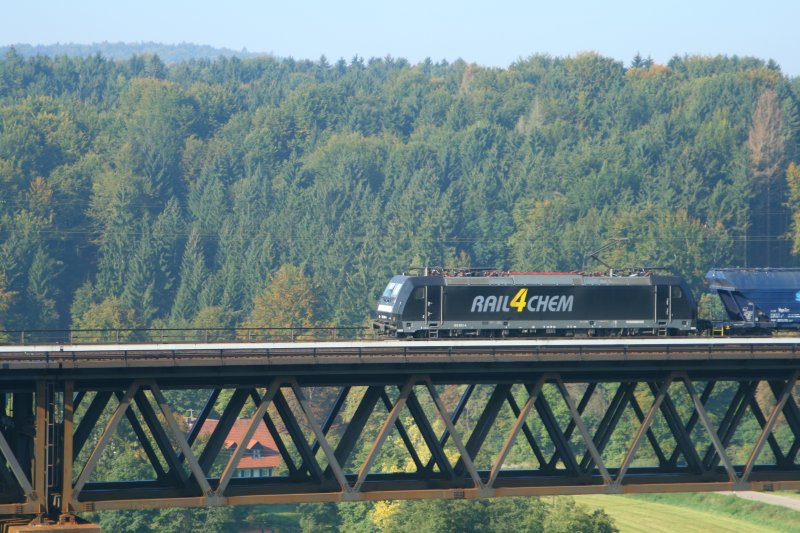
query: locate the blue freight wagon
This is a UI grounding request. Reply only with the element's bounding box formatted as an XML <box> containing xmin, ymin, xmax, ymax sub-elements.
<box><xmin>705</xmin><ymin>268</ymin><xmax>800</xmax><ymax>329</ymax></box>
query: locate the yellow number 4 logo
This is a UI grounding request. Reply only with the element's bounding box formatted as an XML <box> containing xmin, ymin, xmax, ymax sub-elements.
<box><xmin>510</xmin><ymin>288</ymin><xmax>528</xmax><ymax>312</ymax></box>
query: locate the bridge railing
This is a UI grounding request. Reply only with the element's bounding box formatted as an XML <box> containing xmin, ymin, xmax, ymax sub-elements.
<box><xmin>0</xmin><ymin>326</ymin><xmax>373</xmax><ymax>345</ymax></box>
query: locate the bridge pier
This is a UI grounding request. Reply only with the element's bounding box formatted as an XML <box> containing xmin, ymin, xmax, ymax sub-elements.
<box><xmin>0</xmin><ymin>380</ymin><xmax>100</xmax><ymax>532</ymax></box>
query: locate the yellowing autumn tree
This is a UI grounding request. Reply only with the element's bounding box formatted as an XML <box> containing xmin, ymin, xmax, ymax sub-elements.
<box><xmin>748</xmin><ymin>89</ymin><xmax>787</xmax><ymax>265</ymax></box>
<box><xmin>243</xmin><ymin>264</ymin><xmax>318</xmax><ymax>331</ymax></box>
<box><xmin>749</xmin><ymin>90</ymin><xmax>787</xmax><ymax>186</ymax></box>
<box><xmin>787</xmin><ymin>162</ymin><xmax>800</xmax><ymax>255</ymax></box>
<box><xmin>0</xmin><ymin>273</ymin><xmax>15</xmax><ymax>332</ymax></box>
<box><xmin>72</xmin><ymin>297</ymin><xmax>135</xmax><ymax>342</ymax></box>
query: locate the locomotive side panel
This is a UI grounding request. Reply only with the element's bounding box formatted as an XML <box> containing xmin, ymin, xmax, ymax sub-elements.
<box><xmin>443</xmin><ymin>285</ymin><xmax>654</xmax><ymax>321</ymax></box>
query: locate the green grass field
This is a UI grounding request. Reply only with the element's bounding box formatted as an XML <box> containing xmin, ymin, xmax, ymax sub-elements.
<box><xmin>574</xmin><ymin>493</ymin><xmax>800</xmax><ymax>533</ymax></box>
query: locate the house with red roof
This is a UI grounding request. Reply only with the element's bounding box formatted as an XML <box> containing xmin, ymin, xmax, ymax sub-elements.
<box><xmin>195</xmin><ymin>418</ymin><xmax>282</xmax><ymax>478</ymax></box>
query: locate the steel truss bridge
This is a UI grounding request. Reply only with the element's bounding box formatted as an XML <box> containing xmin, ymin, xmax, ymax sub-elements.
<box><xmin>0</xmin><ymin>338</ymin><xmax>799</xmax><ymax>525</ymax></box>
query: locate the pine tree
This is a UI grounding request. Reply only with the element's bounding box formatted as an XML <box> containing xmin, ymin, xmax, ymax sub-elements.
<box><xmin>170</xmin><ymin>228</ymin><xmax>208</xmax><ymax>322</ymax></box>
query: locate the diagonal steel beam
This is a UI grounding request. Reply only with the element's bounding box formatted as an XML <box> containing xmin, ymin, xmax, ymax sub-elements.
<box><xmin>379</xmin><ymin>389</ymin><xmax>423</xmax><ymax>472</ymax></box>
<box><xmin>767</xmin><ymin>380</ymin><xmax>800</xmax><ymax>466</ymax></box>
<box><xmin>73</xmin><ymin>382</ymin><xmax>140</xmax><ymax>500</ymax></box>
<box><xmin>703</xmin><ymin>382</ymin><xmax>754</xmax><ymax>469</ymax></box>
<box><xmin>579</xmin><ymin>382</ymin><xmax>633</xmax><ymax>472</ymax></box>
<box><xmin>454</xmin><ymin>384</ymin><xmax>511</xmax><ymax>477</ymax></box>
<box><xmin>290</xmin><ymin>379</ymin><xmax>351</xmax><ymax>494</ymax></box>
<box><xmin>769</xmin><ymin>380</ymin><xmax>800</xmax><ymax>439</ymax></box>
<box><xmin>353</xmin><ymin>378</ymin><xmax>417</xmax><ymax>492</ymax></box>
<box><xmin>425</xmin><ymin>384</ymin><xmax>475</xmax><ymax>471</ymax></box>
<box><xmin>272</xmin><ymin>389</ymin><xmax>323</xmax><ymax>480</ymax></box>
<box><xmin>648</xmin><ymin>383</ymin><xmax>702</xmax><ymax>472</ymax></box>
<box><xmin>73</xmin><ymin>390</ymin><xmax>86</xmax><ymax>412</ymax></box>
<box><xmin>266</xmin><ymin>385</ymin><xmax>346</xmax><ymax>480</ymax></box>
<box><xmin>787</xmin><ymin>405</ymin><xmax>800</xmax><ymax>465</ymax></box>
<box><xmin>216</xmin><ymin>379</ymin><xmax>281</xmax><ymax>496</ymax></box>
<box><xmin>628</xmin><ymin>386</ymin><xmax>669</xmax><ymax>467</ymax></box>
<box><xmin>613</xmin><ymin>373</ymin><xmax>674</xmax><ymax>488</ymax></box>
<box><xmin>311</xmin><ymin>386</ymin><xmax>351</xmax><ymax>456</ymax></box>
<box><xmin>112</xmin><ymin>391</ymin><xmax>168</xmax><ymax>482</ymax></box>
<box><xmin>560</xmin><ymin>383</ymin><xmax>597</xmax><ymax>444</ymax></box>
<box><xmin>0</xmin><ymin>416</ymin><xmax>34</xmax><ymax>501</ymax></box>
<box><xmin>186</xmin><ymin>389</ymin><xmax>220</xmax><ymax>449</ymax></box>
<box><xmin>197</xmin><ymin>389</ymin><xmax>249</xmax><ymax>473</ymax></box>
<box><xmin>10</xmin><ymin>391</ymin><xmax>33</xmax><ymax>494</ymax></box>
<box><xmin>682</xmin><ymin>376</ymin><xmax>738</xmax><ymax>483</ymax></box>
<box><xmin>556</xmin><ymin>378</ymin><xmax>610</xmax><ymax>484</ymax></box>
<box><xmin>329</xmin><ymin>386</ymin><xmax>382</xmax><ymax>475</ymax></box>
<box><xmin>788</xmin><ymin>435</ymin><xmax>800</xmax><ymax>465</ymax></box>
<box><xmin>505</xmin><ymin>390</ymin><xmax>548</xmax><ymax>469</ymax></box>
<box><xmin>132</xmin><ymin>390</ymin><xmax>188</xmax><ymax>484</ymax></box>
<box><xmin>746</xmin><ymin>393</ymin><xmax>786</xmax><ymax>465</ymax></box>
<box><xmin>247</xmin><ymin>389</ymin><xmax>301</xmax><ymax>478</ymax></box>
<box><xmin>742</xmin><ymin>372</ymin><xmax>800</xmax><ymax>482</ymax></box>
<box><xmin>0</xmin><ymin>459</ymin><xmax>22</xmax><ymax>501</ymax></box>
<box><xmin>425</xmin><ymin>378</ymin><xmax>484</xmax><ymax>490</ymax></box>
<box><xmin>536</xmin><ymin>390</ymin><xmax>581</xmax><ymax>475</ymax></box>
<box><xmin>487</xmin><ymin>377</ymin><xmax>544</xmax><ymax>489</ymax></box>
<box><xmin>406</xmin><ymin>390</ymin><xmax>455</xmax><ymax>478</ymax></box>
<box><xmin>149</xmin><ymin>383</ymin><xmax>213</xmax><ymax>497</ymax></box>
<box><xmin>73</xmin><ymin>391</ymin><xmax>113</xmax><ymax>460</ymax></box>
<box><xmin>669</xmin><ymin>381</ymin><xmax>715</xmax><ymax>468</ymax></box>
<box><xmin>177</xmin><ymin>389</ymin><xmax>220</xmax><ymax>467</ymax></box>
<box><xmin>697</xmin><ymin>381</ymin><xmax>748</xmax><ymax>468</ymax></box>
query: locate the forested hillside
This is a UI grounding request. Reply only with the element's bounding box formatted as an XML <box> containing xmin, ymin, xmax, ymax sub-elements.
<box><xmin>0</xmin><ymin>42</ymin><xmax>262</xmax><ymax>63</ymax></box>
<box><xmin>1</xmin><ymin>49</ymin><xmax>799</xmax><ymax>333</ymax></box>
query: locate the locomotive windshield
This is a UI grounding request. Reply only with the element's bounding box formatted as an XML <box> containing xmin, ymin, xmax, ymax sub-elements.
<box><xmin>377</xmin><ymin>279</ymin><xmax>407</xmax><ymax>315</ymax></box>
<box><xmin>381</xmin><ymin>282</ymin><xmax>403</xmax><ymax>302</ymax></box>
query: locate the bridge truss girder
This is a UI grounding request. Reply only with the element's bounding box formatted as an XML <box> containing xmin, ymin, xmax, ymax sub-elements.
<box><xmin>1</xmin><ymin>368</ymin><xmax>800</xmax><ymax>518</ymax></box>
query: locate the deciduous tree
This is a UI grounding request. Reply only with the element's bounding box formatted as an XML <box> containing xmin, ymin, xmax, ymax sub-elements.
<box><xmin>787</xmin><ymin>162</ymin><xmax>800</xmax><ymax>254</ymax></box>
<box><xmin>748</xmin><ymin>89</ymin><xmax>787</xmax><ymax>265</ymax></box>
<box><xmin>0</xmin><ymin>272</ymin><xmax>15</xmax><ymax>332</ymax></box>
<box><xmin>242</xmin><ymin>264</ymin><xmax>318</xmax><ymax>331</ymax></box>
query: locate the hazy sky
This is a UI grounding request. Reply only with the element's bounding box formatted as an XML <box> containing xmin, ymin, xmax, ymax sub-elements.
<box><xmin>3</xmin><ymin>0</ymin><xmax>798</xmax><ymax>76</ymax></box>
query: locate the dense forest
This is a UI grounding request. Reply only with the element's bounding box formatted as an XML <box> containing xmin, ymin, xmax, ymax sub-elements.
<box><xmin>1</xmin><ymin>49</ymin><xmax>799</xmax><ymax>335</ymax></box>
<box><xmin>0</xmin><ymin>42</ymin><xmax>261</xmax><ymax>63</ymax></box>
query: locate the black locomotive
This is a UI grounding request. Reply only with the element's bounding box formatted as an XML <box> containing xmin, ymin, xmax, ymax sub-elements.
<box><xmin>373</xmin><ymin>268</ymin><xmax>696</xmax><ymax>338</ymax></box>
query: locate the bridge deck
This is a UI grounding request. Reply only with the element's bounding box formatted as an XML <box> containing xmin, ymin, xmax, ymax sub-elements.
<box><xmin>0</xmin><ymin>337</ymin><xmax>797</xmax><ymax>372</ymax></box>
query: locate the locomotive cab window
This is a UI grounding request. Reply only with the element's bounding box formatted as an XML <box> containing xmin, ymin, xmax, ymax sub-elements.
<box><xmin>413</xmin><ymin>287</ymin><xmax>425</xmax><ymax>300</ymax></box>
<box><xmin>672</xmin><ymin>286</ymin><xmax>682</xmax><ymax>298</ymax></box>
<box><xmin>381</xmin><ymin>282</ymin><xmax>403</xmax><ymax>303</ymax></box>
<box><xmin>381</xmin><ymin>283</ymin><xmax>395</xmax><ymax>297</ymax></box>
<box><xmin>381</xmin><ymin>283</ymin><xmax>398</xmax><ymax>298</ymax></box>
